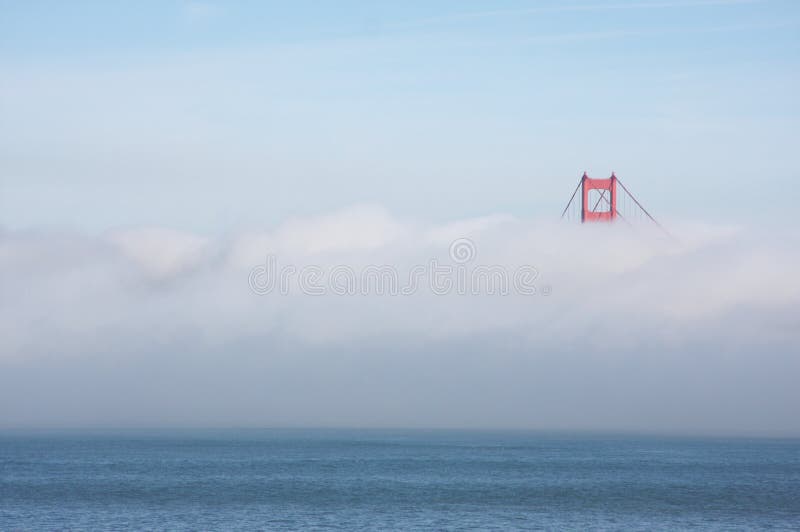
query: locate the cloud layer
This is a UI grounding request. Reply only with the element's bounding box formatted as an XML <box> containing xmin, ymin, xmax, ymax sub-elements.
<box><xmin>1</xmin><ymin>206</ymin><xmax>798</xmax><ymax>433</ymax></box>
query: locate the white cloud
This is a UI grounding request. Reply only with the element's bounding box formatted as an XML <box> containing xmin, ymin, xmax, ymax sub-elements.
<box><xmin>1</xmin><ymin>207</ymin><xmax>798</xmax><ymax>432</ymax></box>
<box><xmin>3</xmin><ymin>207</ymin><xmax>798</xmax><ymax>352</ymax></box>
<box><xmin>110</xmin><ymin>227</ymin><xmax>210</xmax><ymax>279</ymax></box>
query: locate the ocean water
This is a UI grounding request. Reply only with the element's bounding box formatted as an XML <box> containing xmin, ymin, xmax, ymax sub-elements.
<box><xmin>1</xmin><ymin>430</ymin><xmax>798</xmax><ymax>530</ymax></box>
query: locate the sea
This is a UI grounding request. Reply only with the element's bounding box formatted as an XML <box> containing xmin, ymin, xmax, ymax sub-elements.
<box><xmin>1</xmin><ymin>429</ymin><xmax>798</xmax><ymax>530</ymax></box>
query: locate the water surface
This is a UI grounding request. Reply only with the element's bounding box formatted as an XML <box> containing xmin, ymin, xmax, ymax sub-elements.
<box><xmin>1</xmin><ymin>429</ymin><xmax>798</xmax><ymax>529</ymax></box>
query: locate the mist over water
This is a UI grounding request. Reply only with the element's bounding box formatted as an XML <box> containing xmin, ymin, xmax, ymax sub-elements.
<box><xmin>2</xmin><ymin>209</ymin><xmax>798</xmax><ymax>435</ymax></box>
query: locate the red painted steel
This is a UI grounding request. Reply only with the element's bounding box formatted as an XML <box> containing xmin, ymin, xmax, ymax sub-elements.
<box><xmin>581</xmin><ymin>172</ymin><xmax>617</xmax><ymax>223</ymax></box>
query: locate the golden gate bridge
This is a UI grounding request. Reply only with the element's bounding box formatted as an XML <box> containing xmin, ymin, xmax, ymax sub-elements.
<box><xmin>561</xmin><ymin>172</ymin><xmax>667</xmax><ymax>233</ymax></box>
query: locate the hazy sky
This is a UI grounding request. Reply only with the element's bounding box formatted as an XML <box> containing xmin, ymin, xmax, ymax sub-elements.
<box><xmin>1</xmin><ymin>0</ymin><xmax>798</xmax><ymax>232</ymax></box>
<box><xmin>1</xmin><ymin>1</ymin><xmax>799</xmax><ymax>433</ymax></box>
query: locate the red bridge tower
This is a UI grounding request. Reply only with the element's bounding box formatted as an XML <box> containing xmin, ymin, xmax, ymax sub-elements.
<box><xmin>581</xmin><ymin>171</ymin><xmax>617</xmax><ymax>223</ymax></box>
<box><xmin>561</xmin><ymin>171</ymin><xmax>668</xmax><ymax>235</ymax></box>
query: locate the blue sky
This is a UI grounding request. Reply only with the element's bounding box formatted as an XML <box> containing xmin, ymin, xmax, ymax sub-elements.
<box><xmin>1</xmin><ymin>0</ymin><xmax>798</xmax><ymax>233</ymax></box>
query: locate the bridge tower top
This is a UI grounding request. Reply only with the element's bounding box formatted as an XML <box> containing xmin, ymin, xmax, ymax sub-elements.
<box><xmin>580</xmin><ymin>171</ymin><xmax>617</xmax><ymax>223</ymax></box>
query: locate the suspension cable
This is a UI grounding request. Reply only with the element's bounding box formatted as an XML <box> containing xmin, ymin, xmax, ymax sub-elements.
<box><xmin>560</xmin><ymin>176</ymin><xmax>583</xmax><ymax>219</ymax></box>
<box><xmin>616</xmin><ymin>178</ymin><xmax>674</xmax><ymax>239</ymax></box>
